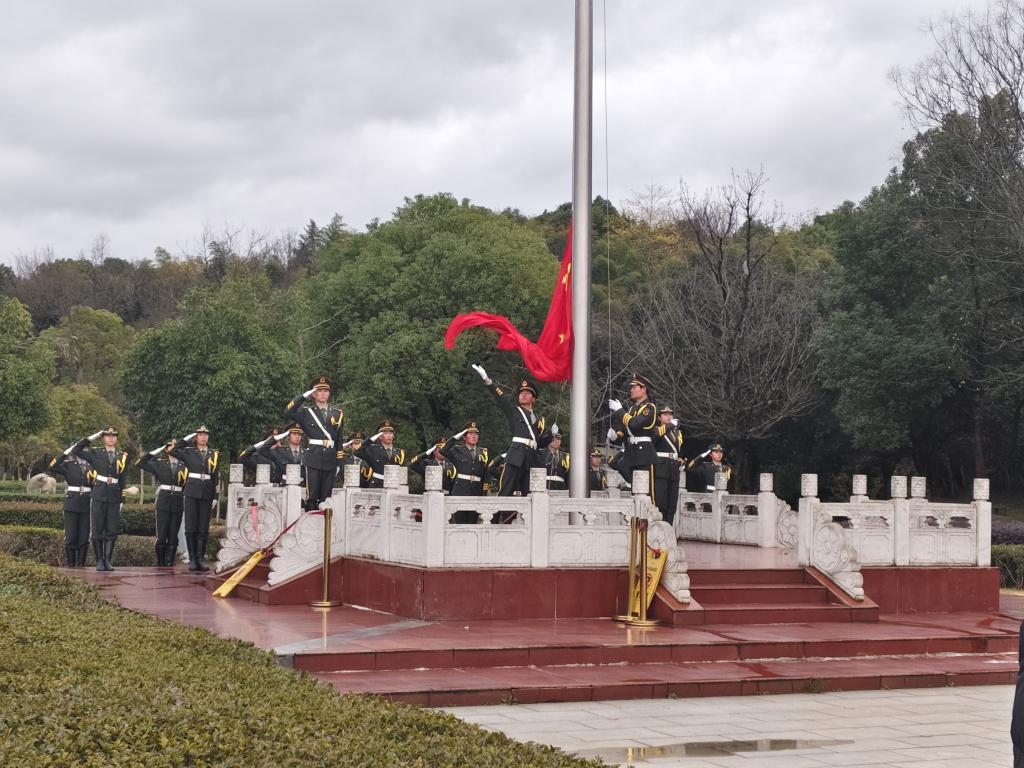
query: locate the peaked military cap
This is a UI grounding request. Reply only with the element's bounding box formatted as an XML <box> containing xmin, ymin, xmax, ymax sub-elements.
<box><xmin>377</xmin><ymin>419</ymin><xmax>395</xmax><ymax>433</ymax></box>
<box><xmin>517</xmin><ymin>378</ymin><xmax>539</xmax><ymax>397</ymax></box>
<box><xmin>311</xmin><ymin>375</ymin><xmax>332</xmax><ymax>391</ymax></box>
<box><xmin>101</xmin><ymin>426</ymin><xmax>119</xmax><ymax>436</ymax></box>
<box><xmin>195</xmin><ymin>425</ymin><xmax>210</xmax><ymax>434</ymax></box>
<box><xmin>590</xmin><ymin>448</ymin><xmax>603</xmax><ymax>457</ymax></box>
<box><xmin>287</xmin><ymin>423</ymin><xmax>303</xmax><ymax>435</ymax></box>
<box><xmin>434</xmin><ymin>435</ymin><xmax>448</xmax><ymax>445</ymax></box>
<box><xmin>629</xmin><ymin>373</ymin><xmax>653</xmax><ymax>390</ymax></box>
<box><xmin>708</xmin><ymin>441</ymin><xmax>725</xmax><ymax>453</ymax></box>
<box><xmin>349</xmin><ymin>430</ymin><xmax>365</xmax><ymax>441</ymax></box>
<box><xmin>464</xmin><ymin>420</ymin><xmax>480</xmax><ymax>434</ymax></box>
<box><xmin>659</xmin><ymin>405</ymin><xmax>674</xmax><ymax>415</ymax></box>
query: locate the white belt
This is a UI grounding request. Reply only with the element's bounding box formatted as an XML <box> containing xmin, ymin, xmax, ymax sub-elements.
<box><xmin>546</xmin><ymin>476</ymin><xmax>565</xmax><ymax>483</ymax></box>
<box><xmin>93</xmin><ymin>474</ymin><xmax>119</xmax><ymax>484</ymax></box>
<box><xmin>456</xmin><ymin>473</ymin><xmax>482</xmax><ymax>482</ymax></box>
<box><xmin>371</xmin><ymin>471</ymin><xmax>384</xmax><ymax>480</ymax></box>
<box><xmin>656</xmin><ymin>452</ymin><xmax>676</xmax><ymax>458</ymax></box>
<box><xmin>512</xmin><ymin>436</ymin><xmax>537</xmax><ymax>448</ymax></box>
<box><xmin>188</xmin><ymin>473</ymin><xmax>212</xmax><ymax>481</ymax></box>
<box><xmin>308</xmin><ymin>438</ymin><xmax>334</xmax><ymax>448</ymax></box>
<box><xmin>707</xmin><ymin>485</ymin><xmax>716</xmax><ymax>491</ymax></box>
<box><xmin>628</xmin><ymin>436</ymin><xmax>652</xmax><ymax>444</ymax></box>
<box><xmin>158</xmin><ymin>484</ymin><xmax>182</xmax><ymax>493</ymax></box>
<box><xmin>66</xmin><ymin>486</ymin><xmax>90</xmax><ymax>493</ymax></box>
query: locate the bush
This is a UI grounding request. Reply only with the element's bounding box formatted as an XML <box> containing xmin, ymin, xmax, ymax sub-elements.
<box><xmin>0</xmin><ymin>525</ymin><xmax>222</xmax><ymax>567</ymax></box>
<box><xmin>0</xmin><ymin>501</ymin><xmax>158</xmax><ymax>536</ymax></box>
<box><xmin>994</xmin><ymin>545</ymin><xmax>1024</xmax><ymax>589</ymax></box>
<box><xmin>992</xmin><ymin>519</ymin><xmax>1024</xmax><ymax>545</ymax></box>
<box><xmin>0</xmin><ymin>554</ymin><xmax>597</xmax><ymax>767</ymax></box>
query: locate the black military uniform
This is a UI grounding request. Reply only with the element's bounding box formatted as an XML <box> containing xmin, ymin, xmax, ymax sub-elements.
<box><xmin>408</xmin><ymin>436</ymin><xmax>455</xmax><ymax>493</ymax></box>
<box><xmin>609</xmin><ymin>373</ymin><xmax>658</xmax><ymax>503</ymax></box>
<box><xmin>138</xmin><ymin>448</ymin><xmax>186</xmax><ymax>567</ymax></box>
<box><xmin>438</xmin><ymin>422</ymin><xmax>490</xmax><ymax>497</ymax></box>
<box><xmin>688</xmin><ymin>441</ymin><xmax>733</xmax><ymax>492</ymax></box>
<box><xmin>486</xmin><ymin>453</ymin><xmax>506</xmax><ymax>494</ymax></box>
<box><xmin>239</xmin><ymin>431</ymin><xmax>283</xmax><ymax>485</ymax></box>
<box><xmin>608</xmin><ymin>449</ymin><xmax>631</xmax><ymax>490</ymax></box>
<box><xmin>540</xmin><ymin>442</ymin><xmax>570</xmax><ymax>491</ymax></box>
<box><xmin>338</xmin><ymin>431</ymin><xmax>368</xmax><ymax>487</ymax></box>
<box><xmin>285</xmin><ymin>376</ymin><xmax>344</xmax><ymax>510</ymax></box>
<box><xmin>653</xmin><ymin>406</ymin><xmax>685</xmax><ymax>524</ymax></box>
<box><xmin>72</xmin><ymin>427</ymin><xmax>130</xmax><ymax>572</ymax></box>
<box><xmin>589</xmin><ymin>450</ymin><xmax>608</xmax><ymax>492</ymax></box>
<box><xmin>257</xmin><ymin>426</ymin><xmax>306</xmax><ymax>486</ymax></box>
<box><xmin>170</xmin><ymin>427</ymin><xmax>220</xmax><ymax>572</ymax></box>
<box><xmin>47</xmin><ymin>452</ymin><xmax>93</xmax><ymax>566</ymax></box>
<box><xmin>485</xmin><ymin>376</ymin><xmax>552</xmax><ymax>496</ymax></box>
<box><xmin>356</xmin><ymin>420</ymin><xmax>406</xmax><ymax>488</ymax></box>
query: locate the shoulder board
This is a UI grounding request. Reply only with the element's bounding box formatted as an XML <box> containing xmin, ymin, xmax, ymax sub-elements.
<box><xmin>397</xmin><ymin>450</ymin><xmax>406</xmax><ymax>465</ymax></box>
<box><xmin>481</xmin><ymin>448</ymin><xmax>489</xmax><ymax>461</ymax></box>
<box><xmin>49</xmin><ymin>458</ymin><xmax>57</xmax><ymax>468</ymax></box>
<box><xmin>537</xmin><ymin>417</ymin><xmax>546</xmax><ymax>431</ymax></box>
<box><xmin>286</xmin><ymin>400</ymin><xmax>295</xmax><ymax>410</ymax></box>
<box><xmin>87</xmin><ymin>470</ymin><xmax>97</xmax><ymax>483</ymax></box>
<box><xmin>495</xmin><ymin>386</ymin><xmax>504</xmax><ymax>396</ymax></box>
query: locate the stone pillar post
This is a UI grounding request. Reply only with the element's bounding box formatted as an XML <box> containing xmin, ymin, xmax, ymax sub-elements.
<box><xmin>341</xmin><ymin>464</ymin><xmax>361</xmax><ymax>558</ymax></box>
<box><xmin>227</xmin><ymin>464</ymin><xmax>244</xmax><ymax>529</ymax></box>
<box><xmin>910</xmin><ymin>476</ymin><xmax>927</xmax><ymax>499</ymax></box>
<box><xmin>851</xmin><ymin>474</ymin><xmax>868</xmax><ymax>503</ymax></box>
<box><xmin>974</xmin><ymin>478</ymin><xmax>991</xmax><ymax>567</ymax></box>
<box><xmin>529</xmin><ymin>468</ymin><xmax>549</xmax><ymax>567</ymax></box>
<box><xmin>284</xmin><ymin>463</ymin><xmax>304</xmax><ymax>526</ymax></box>
<box><xmin>892</xmin><ymin>476</ymin><xmax>909</xmax><ymax>566</ymax></box>
<box><xmin>798</xmin><ymin>474</ymin><xmax>818</xmax><ymax>567</ymax></box>
<box><xmin>757</xmin><ymin>473</ymin><xmax>778</xmax><ymax>548</ymax></box>
<box><xmin>343</xmin><ymin>464</ymin><xmax>361</xmax><ymax>488</ymax></box>
<box><xmin>710</xmin><ymin>471</ymin><xmax>728</xmax><ymax>543</ymax></box>
<box><xmin>255</xmin><ymin>463</ymin><xmax>271</xmax><ymax>487</ymax></box>
<box><xmin>423</xmin><ymin>465</ymin><xmax>445</xmax><ymax>567</ymax></box>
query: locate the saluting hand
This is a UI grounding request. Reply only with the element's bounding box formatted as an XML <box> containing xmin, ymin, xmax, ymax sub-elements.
<box><xmin>452</xmin><ymin>429</ymin><xmax>468</xmax><ymax>441</ymax></box>
<box><xmin>369</xmin><ymin>432</ymin><xmax>383</xmax><ymax>443</ymax></box>
<box><xmin>608</xmin><ymin>399</ymin><xmax>622</xmax><ymax>413</ymax></box>
<box><xmin>87</xmin><ymin>430</ymin><xmax>104</xmax><ymax>442</ymax></box>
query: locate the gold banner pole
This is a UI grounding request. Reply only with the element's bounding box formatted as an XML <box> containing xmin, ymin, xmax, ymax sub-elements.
<box><xmin>613</xmin><ymin>516</ymin><xmax>639</xmax><ymax>623</ymax></box>
<box><xmin>309</xmin><ymin>507</ymin><xmax>341</xmax><ymax>609</ymax></box>
<box><xmin>622</xmin><ymin>517</ymin><xmax>659</xmax><ymax>628</ymax></box>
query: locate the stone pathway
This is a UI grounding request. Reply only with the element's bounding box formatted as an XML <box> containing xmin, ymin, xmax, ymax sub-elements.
<box><xmin>443</xmin><ymin>684</ymin><xmax>1015</xmax><ymax>767</ymax></box>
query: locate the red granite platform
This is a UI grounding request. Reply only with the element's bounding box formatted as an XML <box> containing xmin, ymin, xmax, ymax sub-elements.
<box><xmin>67</xmin><ymin>563</ymin><xmax>1021</xmax><ymax>706</ymax></box>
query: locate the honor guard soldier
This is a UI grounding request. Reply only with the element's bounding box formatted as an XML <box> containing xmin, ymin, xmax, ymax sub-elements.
<box><xmin>247</xmin><ymin>425</ymin><xmax>306</xmax><ymax>485</ymax></box>
<box><xmin>356</xmin><ymin>420</ymin><xmax>406</xmax><ymax>488</ymax></box>
<box><xmin>239</xmin><ymin>429</ymin><xmax>284</xmax><ymax>485</ymax></box>
<box><xmin>541</xmin><ymin>432</ymin><xmax>569</xmax><ymax>491</ymax></box>
<box><xmin>170</xmin><ymin>426</ymin><xmax>220</xmax><ymax>572</ymax></box>
<box><xmin>138</xmin><ymin>442</ymin><xmax>186</xmax><ymax>567</ymax></box>
<box><xmin>607</xmin><ymin>373</ymin><xmax>658</xmax><ymax>503</ymax></box>
<box><xmin>688</xmin><ymin>441</ymin><xmax>732</xmax><ymax>492</ymax></box>
<box><xmin>653</xmin><ymin>406</ymin><xmax>685</xmax><ymax>524</ymax></box>
<box><xmin>48</xmin><ymin>447</ymin><xmax>94</xmax><ymax>566</ymax></box>
<box><xmin>71</xmin><ymin>426</ymin><xmax>130</xmax><ymax>572</ymax></box>
<box><xmin>338</xmin><ymin>431</ymin><xmax>367</xmax><ymax>487</ymax></box>
<box><xmin>285</xmin><ymin>376</ymin><xmax>343</xmax><ymax>510</ymax></box>
<box><xmin>472</xmin><ymin>363</ymin><xmax>553</xmax><ymax>496</ymax></box>
<box><xmin>439</xmin><ymin>421</ymin><xmax>489</xmax><ymax>497</ymax></box>
<box><xmin>408</xmin><ymin>436</ymin><xmax>455</xmax><ymax>493</ymax></box>
<box><xmin>589</xmin><ymin>449</ymin><xmax>608</xmax><ymax>491</ymax></box>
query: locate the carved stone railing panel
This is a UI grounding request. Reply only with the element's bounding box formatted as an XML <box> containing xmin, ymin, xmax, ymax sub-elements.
<box><xmin>346</xmin><ymin>489</ymin><xmax>386</xmax><ymax>560</ymax></box>
<box><xmin>810</xmin><ymin>504</ymin><xmax>864</xmax><ymax>600</ymax></box>
<box><xmin>775</xmin><ymin>501</ymin><xmax>798</xmax><ymax>550</ymax></box>
<box><xmin>908</xmin><ymin>500</ymin><xmax>977</xmax><ymax>566</ymax></box>
<box><xmin>216</xmin><ymin>486</ymin><xmax>287</xmax><ymax>572</ymax></box>
<box><xmin>389</xmin><ymin>492</ymin><xmax>426</xmax><ymax>567</ymax></box>
<box><xmin>551</xmin><ymin>497</ymin><xmax>632</xmax><ymax>527</ymax></box>
<box><xmin>819</xmin><ymin>500</ymin><xmax>894</xmax><ymax>567</ymax></box>
<box><xmin>647</xmin><ymin>519</ymin><xmax>690</xmax><ymax>603</ymax></box>
<box><xmin>269</xmin><ymin>506</ymin><xmax>344</xmax><ymax>586</ymax></box>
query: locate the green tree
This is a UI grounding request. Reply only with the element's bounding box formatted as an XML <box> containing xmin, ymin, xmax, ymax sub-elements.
<box><xmin>0</xmin><ymin>297</ymin><xmax>55</xmax><ymax>441</ymax></box>
<box><xmin>121</xmin><ymin>274</ymin><xmax>300</xmax><ymax>453</ymax></box>
<box><xmin>40</xmin><ymin>306</ymin><xmax>135</xmax><ymax>405</ymax></box>
<box><xmin>41</xmin><ymin>384</ymin><xmax>128</xmax><ymax>453</ymax></box>
<box><xmin>303</xmin><ymin>193</ymin><xmax>561</xmax><ymax>451</ymax></box>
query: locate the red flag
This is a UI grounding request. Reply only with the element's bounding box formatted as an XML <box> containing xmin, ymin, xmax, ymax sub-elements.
<box><xmin>444</xmin><ymin>226</ymin><xmax>573</xmax><ymax>382</ymax></box>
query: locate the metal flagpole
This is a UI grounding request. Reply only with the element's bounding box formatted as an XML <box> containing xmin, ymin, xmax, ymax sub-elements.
<box><xmin>569</xmin><ymin>0</ymin><xmax>593</xmax><ymax>498</ymax></box>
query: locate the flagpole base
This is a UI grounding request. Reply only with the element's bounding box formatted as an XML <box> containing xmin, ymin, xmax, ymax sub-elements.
<box><xmin>309</xmin><ymin>600</ymin><xmax>342</xmax><ymax>609</ymax></box>
<box><xmin>620</xmin><ymin>617</ymin><xmax>661</xmax><ymax>628</ymax></box>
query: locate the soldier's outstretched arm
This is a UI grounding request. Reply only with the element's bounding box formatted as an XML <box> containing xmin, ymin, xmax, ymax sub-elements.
<box><xmin>285</xmin><ymin>388</ymin><xmax>314</xmax><ymax>421</ymax></box>
<box><xmin>47</xmin><ymin>455</ymin><xmax>68</xmax><ymax>478</ymax></box>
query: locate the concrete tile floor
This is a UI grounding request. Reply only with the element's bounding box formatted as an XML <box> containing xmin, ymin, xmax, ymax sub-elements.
<box><xmin>443</xmin><ymin>685</ymin><xmax>1016</xmax><ymax>768</ymax></box>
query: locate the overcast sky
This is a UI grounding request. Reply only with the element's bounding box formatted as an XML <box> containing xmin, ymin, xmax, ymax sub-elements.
<box><xmin>0</xmin><ymin>0</ymin><xmax>993</xmax><ymax>265</ymax></box>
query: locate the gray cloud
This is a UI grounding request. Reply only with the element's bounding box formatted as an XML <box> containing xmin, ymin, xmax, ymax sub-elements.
<box><xmin>0</xmin><ymin>0</ymin><xmax>992</xmax><ymax>264</ymax></box>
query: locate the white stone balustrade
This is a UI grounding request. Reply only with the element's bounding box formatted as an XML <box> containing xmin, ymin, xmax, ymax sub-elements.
<box><xmin>675</xmin><ymin>472</ymin><xmax>791</xmax><ymax>549</ymax></box>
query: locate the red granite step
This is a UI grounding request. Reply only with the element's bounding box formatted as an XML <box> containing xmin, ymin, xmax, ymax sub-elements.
<box><xmin>316</xmin><ymin>651</ymin><xmax>1018</xmax><ymax>706</ymax></box>
<box><xmin>690</xmin><ymin>583</ymin><xmax>831</xmax><ymax>605</ymax></box>
<box><xmin>687</xmin><ymin>568</ymin><xmax>807</xmax><ymax>585</ymax></box>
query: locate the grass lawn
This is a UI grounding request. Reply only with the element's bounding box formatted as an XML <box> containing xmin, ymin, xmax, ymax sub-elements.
<box><xmin>0</xmin><ymin>554</ymin><xmax>600</xmax><ymax>767</ymax></box>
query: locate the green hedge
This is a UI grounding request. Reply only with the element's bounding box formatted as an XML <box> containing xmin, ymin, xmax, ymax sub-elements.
<box><xmin>0</xmin><ymin>501</ymin><xmax>156</xmax><ymax>536</ymax></box>
<box><xmin>0</xmin><ymin>524</ymin><xmax>223</xmax><ymax>567</ymax></box>
<box><xmin>993</xmin><ymin>544</ymin><xmax>1024</xmax><ymax>589</ymax></box>
<box><xmin>0</xmin><ymin>554</ymin><xmax>596</xmax><ymax>767</ymax></box>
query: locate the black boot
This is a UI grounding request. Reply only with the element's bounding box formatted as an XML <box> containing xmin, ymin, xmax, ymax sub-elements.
<box><xmin>195</xmin><ymin>535</ymin><xmax>210</xmax><ymax>573</ymax></box>
<box><xmin>65</xmin><ymin>543</ymin><xmax>77</xmax><ymax>568</ymax></box>
<box><xmin>186</xmin><ymin>534</ymin><xmax>201</xmax><ymax>572</ymax></box>
<box><xmin>93</xmin><ymin>540</ymin><xmax>107</xmax><ymax>572</ymax></box>
<box><xmin>76</xmin><ymin>544</ymin><xmax>88</xmax><ymax>568</ymax></box>
<box><xmin>103</xmin><ymin>538</ymin><xmax>116</xmax><ymax>572</ymax></box>
<box><xmin>165</xmin><ymin>545</ymin><xmax>178</xmax><ymax>569</ymax></box>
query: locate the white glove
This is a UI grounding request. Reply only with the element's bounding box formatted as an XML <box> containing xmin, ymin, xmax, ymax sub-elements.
<box><xmin>274</xmin><ymin>432</ymin><xmax>289</xmax><ymax>443</ymax></box>
<box><xmin>606</xmin><ymin>427</ymin><xmax>618</xmax><ymax>442</ymax></box>
<box><xmin>182</xmin><ymin>432</ymin><xmax>197</xmax><ymax>442</ymax></box>
<box><xmin>551</xmin><ymin>424</ymin><xmax>559</xmax><ymax>436</ymax></box>
<box><xmin>427</xmin><ymin>443</ymin><xmax>441</xmax><ymax>457</ymax></box>
<box><xmin>608</xmin><ymin>399</ymin><xmax>622</xmax><ymax>412</ymax></box>
<box><xmin>88</xmin><ymin>430</ymin><xmax>104</xmax><ymax>441</ymax></box>
<box><xmin>148</xmin><ymin>445</ymin><xmax>166</xmax><ymax>456</ymax></box>
<box><xmin>471</xmin><ymin>364</ymin><xmax>490</xmax><ymax>383</ymax></box>
<box><xmin>341</xmin><ymin>439</ymin><xmax>355</xmax><ymax>448</ymax></box>
<box><xmin>699</xmin><ymin>449</ymin><xmax>711</xmax><ymax>459</ymax></box>
<box><xmin>670</xmin><ymin>418</ymin><xmax>679</xmax><ymax>427</ymax></box>
<box><xmin>63</xmin><ymin>442</ymin><xmax>78</xmax><ymax>456</ymax></box>
<box><xmin>452</xmin><ymin>429</ymin><xmax>468</xmax><ymax>441</ymax></box>
<box><xmin>303</xmin><ymin>388</ymin><xmax>315</xmax><ymax>398</ymax></box>
<box><xmin>369</xmin><ymin>432</ymin><xmax>383</xmax><ymax>443</ymax></box>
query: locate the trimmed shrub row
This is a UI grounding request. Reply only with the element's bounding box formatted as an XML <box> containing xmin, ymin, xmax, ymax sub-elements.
<box><xmin>993</xmin><ymin>544</ymin><xmax>1024</xmax><ymax>590</ymax></box>
<box><xmin>0</xmin><ymin>524</ymin><xmax>223</xmax><ymax>567</ymax></box>
<box><xmin>0</xmin><ymin>553</ymin><xmax>597</xmax><ymax>767</ymax></box>
<box><xmin>0</xmin><ymin>502</ymin><xmax>158</xmax><ymax>536</ymax></box>
<box><xmin>992</xmin><ymin>519</ymin><xmax>1024</xmax><ymax>545</ymax></box>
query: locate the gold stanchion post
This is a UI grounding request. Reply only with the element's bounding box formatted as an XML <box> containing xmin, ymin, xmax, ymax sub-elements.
<box><xmin>309</xmin><ymin>506</ymin><xmax>341</xmax><ymax>609</ymax></box>
<box><xmin>628</xmin><ymin>519</ymin><xmax>659</xmax><ymax>627</ymax></box>
<box><xmin>613</xmin><ymin>517</ymin><xmax>639</xmax><ymax>623</ymax></box>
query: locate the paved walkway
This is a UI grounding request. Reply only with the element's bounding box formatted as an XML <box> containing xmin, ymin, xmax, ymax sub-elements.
<box><xmin>443</xmin><ymin>685</ymin><xmax>1015</xmax><ymax>767</ymax></box>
